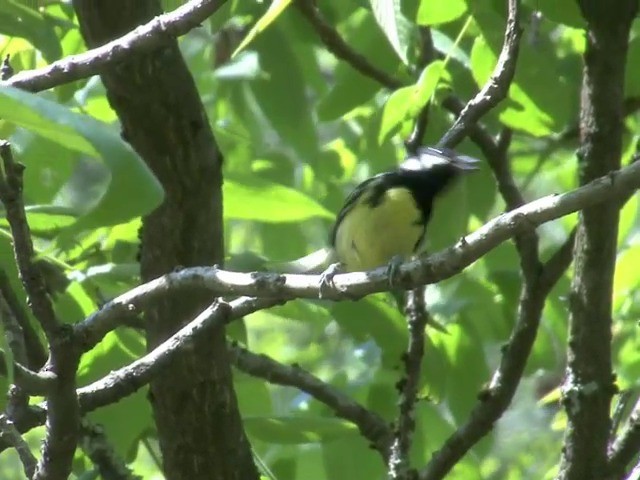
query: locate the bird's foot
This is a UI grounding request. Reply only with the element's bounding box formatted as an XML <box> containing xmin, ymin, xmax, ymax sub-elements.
<box><xmin>318</xmin><ymin>262</ymin><xmax>343</xmax><ymax>299</ymax></box>
<box><xmin>386</xmin><ymin>255</ymin><xmax>406</xmax><ymax>289</ymax></box>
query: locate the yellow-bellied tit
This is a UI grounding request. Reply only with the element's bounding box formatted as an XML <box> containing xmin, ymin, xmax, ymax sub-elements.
<box><xmin>330</xmin><ymin>146</ymin><xmax>478</xmax><ymax>275</ymax></box>
<box><xmin>279</xmin><ymin>146</ymin><xmax>479</xmax><ymax>285</ymax></box>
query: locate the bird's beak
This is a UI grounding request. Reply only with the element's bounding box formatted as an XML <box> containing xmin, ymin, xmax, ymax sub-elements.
<box><xmin>452</xmin><ymin>155</ymin><xmax>481</xmax><ymax>171</ymax></box>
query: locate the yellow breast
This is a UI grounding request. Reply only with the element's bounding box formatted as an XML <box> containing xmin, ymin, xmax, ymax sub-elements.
<box><xmin>333</xmin><ymin>187</ymin><xmax>424</xmax><ymax>272</ymax></box>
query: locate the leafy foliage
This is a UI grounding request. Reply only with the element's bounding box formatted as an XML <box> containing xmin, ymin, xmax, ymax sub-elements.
<box><xmin>0</xmin><ymin>0</ymin><xmax>639</xmax><ymax>479</ymax></box>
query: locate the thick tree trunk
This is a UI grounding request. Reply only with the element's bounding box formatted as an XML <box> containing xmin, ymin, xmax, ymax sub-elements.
<box><xmin>72</xmin><ymin>2</ymin><xmax>258</xmax><ymax>479</ymax></box>
<box><xmin>558</xmin><ymin>1</ymin><xmax>639</xmax><ymax>479</ymax></box>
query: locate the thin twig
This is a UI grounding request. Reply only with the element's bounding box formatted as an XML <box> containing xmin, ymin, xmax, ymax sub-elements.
<box><xmin>80</xmin><ymin>419</ymin><xmax>141</xmax><ymax>480</ymax></box>
<box><xmin>405</xmin><ymin>27</ymin><xmax>436</xmax><ymax>155</ymax></box>
<box><xmin>0</xmin><ymin>416</ymin><xmax>37</xmax><ymax>479</ymax></box>
<box><xmin>296</xmin><ymin>0</ymin><xmax>402</xmax><ymax>90</ymax></box>
<box><xmin>608</xmin><ymin>397</ymin><xmax>640</xmax><ymax>478</ymax></box>
<box><xmin>0</xmin><ymin>270</ymin><xmax>48</xmax><ymax>370</ymax></box>
<box><xmin>0</xmin><ymin>142</ymin><xmax>59</xmax><ymax>336</ymax></box>
<box><xmin>0</xmin><ymin>280</ymin><xmax>30</xmax><ymax>413</ymax></box>
<box><xmin>443</xmin><ymin>95</ymin><xmax>542</xmax><ymax>278</ymax></box>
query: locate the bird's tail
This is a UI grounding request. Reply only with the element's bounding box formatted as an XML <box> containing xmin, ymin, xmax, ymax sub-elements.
<box><xmin>269</xmin><ymin>247</ymin><xmax>336</xmax><ymax>274</ymax></box>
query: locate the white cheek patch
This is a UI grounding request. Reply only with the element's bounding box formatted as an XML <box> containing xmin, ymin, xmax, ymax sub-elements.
<box><xmin>400</xmin><ymin>147</ymin><xmax>479</xmax><ymax>171</ymax></box>
<box><xmin>400</xmin><ymin>153</ymin><xmax>450</xmax><ymax>171</ymax></box>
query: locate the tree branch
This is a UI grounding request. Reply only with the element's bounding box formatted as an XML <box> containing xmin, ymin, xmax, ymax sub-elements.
<box><xmin>0</xmin><ymin>415</ymin><xmax>37</xmax><ymax>479</ymax></box>
<box><xmin>76</xmin><ymin>299</ymin><xmax>232</xmax><ymax>412</ymax></box>
<box><xmin>0</xmin><ymin>142</ymin><xmax>59</xmax><ymax>337</ymax></box>
<box><xmin>405</xmin><ymin>27</ymin><xmax>436</xmax><ymax>155</ymax></box>
<box><xmin>0</xmin><ymin>141</ymin><xmax>81</xmax><ymax>480</ymax></box>
<box><xmin>63</xmin><ymin>160</ymin><xmax>640</xmax><ymax>318</ymax></box>
<box><xmin>295</xmin><ymin>0</ymin><xmax>403</xmax><ymax>90</ymax></box>
<box><xmin>80</xmin><ymin>419</ymin><xmax>141</xmax><ymax>480</ymax></box>
<box><xmin>419</xmin><ymin>272</ymin><xmax>547</xmax><ymax>480</ymax></box>
<box><xmin>75</xmin><ymin>297</ymin><xmax>279</xmax><ymax>413</ymax></box>
<box><xmin>388</xmin><ymin>290</ymin><xmax>429</xmax><ymax>479</ymax></box>
<box><xmin>557</xmin><ymin>1</ymin><xmax>639</xmax><ymax>477</ymax></box>
<box><xmin>1</xmin><ymin>0</ymin><xmax>229</xmax><ymax>93</ymax></box>
<box><xmin>0</xmin><ymin>269</ymin><xmax>48</xmax><ymax>370</ymax></box>
<box><xmin>229</xmin><ymin>343</ymin><xmax>393</xmax><ymax>458</ymax></box>
<box><xmin>440</xmin><ymin>99</ymin><xmax>538</xmax><ymax>268</ymax></box>
<box><xmin>2</xmin><ymin>295</ymin><xmax>392</xmax><ymax>462</ymax></box>
<box><xmin>0</xmin><ymin>350</ymin><xmax>56</xmax><ymax>395</ymax></box>
<box><xmin>438</xmin><ymin>0</ymin><xmax>522</xmax><ymax>148</ymax></box>
<box><xmin>607</xmin><ymin>397</ymin><xmax>640</xmax><ymax>478</ymax></box>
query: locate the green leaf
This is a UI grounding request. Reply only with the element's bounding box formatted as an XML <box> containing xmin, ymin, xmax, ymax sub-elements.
<box><xmin>432</xmin><ymin>324</ymin><xmax>489</xmax><ymax>423</ymax></box>
<box><xmin>414</xmin><ymin>404</ymin><xmax>455</xmax><ymax>460</ymax></box>
<box><xmin>625</xmin><ymin>37</ymin><xmax>640</xmax><ymax>97</ymax></box>
<box><xmin>0</xmin><ymin>0</ymin><xmax>62</xmax><ymax>61</ymax></box>
<box><xmin>418</xmin><ymin>0</ymin><xmax>467</xmax><ymax>25</ymax></box>
<box><xmin>233</xmin><ymin>0</ymin><xmax>294</xmax><ymax>57</ymax></box>
<box><xmin>244</xmin><ymin>416</ymin><xmax>357</xmax><ymax>444</ymax></box>
<box><xmin>470</xmin><ymin>36</ymin><xmax>555</xmax><ymax>136</ymax></box>
<box><xmin>331</xmin><ymin>295</ymin><xmax>406</xmax><ymax>368</ymax></box>
<box><xmin>0</xmin><ymin>321</ymin><xmax>14</xmax><ymax>386</ymax></box>
<box><xmin>251</xmin><ymin>25</ymin><xmax>319</xmax><ymax>158</ymax></box>
<box><xmin>378</xmin><ymin>86</ymin><xmax>413</xmax><ymax>143</ymax></box>
<box><xmin>224</xmin><ymin>175</ymin><xmax>333</xmax><ymax>222</ymax></box>
<box><xmin>0</xmin><ymin>205</ymin><xmax>77</xmax><ymax>234</ymax></box>
<box><xmin>378</xmin><ymin>60</ymin><xmax>450</xmax><ymax>143</ymax></box>
<box><xmin>235</xmin><ymin>372</ymin><xmax>274</xmax><ymax>417</ymax></box>
<box><xmin>618</xmin><ymin>192</ymin><xmax>638</xmax><ymax>246</ymax></box>
<box><xmin>369</xmin><ymin>0</ymin><xmax>412</xmax><ymax>64</ymax></box>
<box><xmin>614</xmin><ymin>245</ymin><xmax>640</xmax><ymax>310</ymax></box>
<box><xmin>323</xmin><ymin>434</ymin><xmax>384</xmax><ymax>480</ymax></box>
<box><xmin>0</xmin><ymin>86</ymin><xmax>164</xmax><ymax>233</ymax></box>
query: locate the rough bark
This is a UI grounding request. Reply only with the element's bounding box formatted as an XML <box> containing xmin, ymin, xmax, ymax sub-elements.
<box><xmin>558</xmin><ymin>1</ymin><xmax>639</xmax><ymax>479</ymax></box>
<box><xmin>72</xmin><ymin>1</ymin><xmax>258</xmax><ymax>479</ymax></box>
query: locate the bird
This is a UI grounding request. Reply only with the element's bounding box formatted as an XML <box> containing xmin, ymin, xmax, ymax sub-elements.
<box><xmin>278</xmin><ymin>146</ymin><xmax>479</xmax><ymax>285</ymax></box>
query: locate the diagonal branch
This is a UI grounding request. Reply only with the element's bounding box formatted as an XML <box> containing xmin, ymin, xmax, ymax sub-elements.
<box><xmin>0</xmin><ymin>270</ymin><xmax>48</xmax><ymax>370</ymax></box>
<box><xmin>2</xmin><ymin>0</ymin><xmax>229</xmax><ymax>93</ymax></box>
<box><xmin>419</xmin><ymin>273</ymin><xmax>548</xmax><ymax>480</ymax></box>
<box><xmin>296</xmin><ymin>0</ymin><xmax>403</xmax><ymax>90</ymax></box>
<box><xmin>607</xmin><ymin>397</ymin><xmax>640</xmax><ymax>478</ymax></box>
<box><xmin>0</xmin><ymin>350</ymin><xmax>56</xmax><ymax>395</ymax></box>
<box><xmin>2</xmin><ymin>295</ymin><xmax>393</xmax><ymax>461</ymax></box>
<box><xmin>76</xmin><ymin>299</ymin><xmax>233</xmax><ymax>412</ymax></box>
<box><xmin>80</xmin><ymin>418</ymin><xmax>140</xmax><ymax>480</ymax></box>
<box><xmin>230</xmin><ymin>343</ymin><xmax>392</xmax><ymax>458</ymax></box>
<box><xmin>438</xmin><ymin>0</ymin><xmax>522</xmax><ymax>148</ymax></box>
<box><xmin>0</xmin><ymin>415</ymin><xmax>37</xmax><ymax>479</ymax></box>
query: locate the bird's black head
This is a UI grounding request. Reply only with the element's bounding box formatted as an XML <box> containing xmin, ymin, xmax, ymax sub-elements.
<box><xmin>394</xmin><ymin>146</ymin><xmax>479</xmax><ymax>221</ymax></box>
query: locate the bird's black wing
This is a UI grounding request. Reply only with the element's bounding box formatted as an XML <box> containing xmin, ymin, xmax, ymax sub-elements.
<box><xmin>328</xmin><ymin>173</ymin><xmax>393</xmax><ymax>246</ymax></box>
